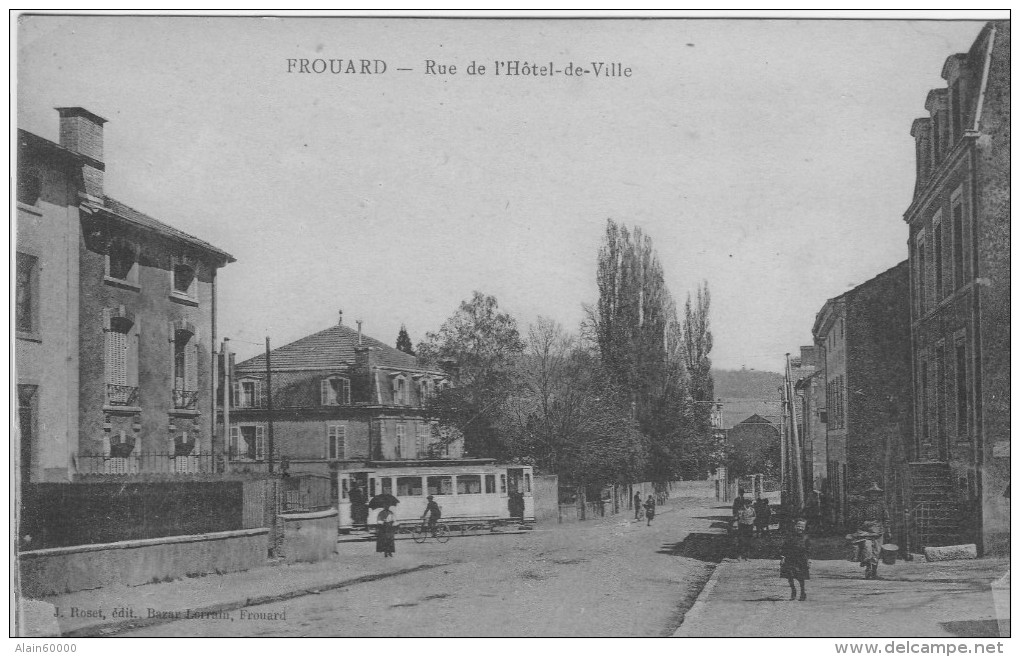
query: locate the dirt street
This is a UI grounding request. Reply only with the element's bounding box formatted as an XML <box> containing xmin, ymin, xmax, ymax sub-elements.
<box><xmin>121</xmin><ymin>499</ymin><xmax>726</xmax><ymax>637</ymax></box>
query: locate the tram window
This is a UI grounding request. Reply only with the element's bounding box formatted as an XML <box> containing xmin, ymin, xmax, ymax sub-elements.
<box><xmin>397</xmin><ymin>477</ymin><xmax>423</xmax><ymax>496</ymax></box>
<box><xmin>485</xmin><ymin>474</ymin><xmax>496</xmax><ymax>494</ymax></box>
<box><xmin>524</xmin><ymin>473</ymin><xmax>531</xmax><ymax>493</ymax></box>
<box><xmin>457</xmin><ymin>475</ymin><xmax>482</xmax><ymax>494</ymax></box>
<box><xmin>341</xmin><ymin>479</ymin><xmax>349</xmax><ymax>500</ymax></box>
<box><xmin>427</xmin><ymin>476</ymin><xmax>453</xmax><ymax>496</ymax></box>
<box><xmin>369</xmin><ymin>479</ymin><xmax>376</xmax><ymax>497</ymax></box>
<box><xmin>500</xmin><ymin>474</ymin><xmax>507</xmax><ymax>494</ymax></box>
<box><xmin>381</xmin><ymin>477</ymin><xmax>392</xmax><ymax>495</ymax></box>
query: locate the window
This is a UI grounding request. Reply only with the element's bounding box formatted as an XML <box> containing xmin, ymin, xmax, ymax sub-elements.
<box><xmin>397</xmin><ymin>476</ymin><xmax>422</xmax><ymax>497</ymax></box>
<box><xmin>173</xmin><ymin>263</ymin><xmax>196</xmax><ymax>296</ymax></box>
<box><xmin>233</xmin><ymin>379</ymin><xmax>262</xmax><ymax>408</ymax></box>
<box><xmin>394</xmin><ymin>424</ymin><xmax>406</xmax><ymax>458</ymax></box>
<box><xmin>500</xmin><ymin>474</ymin><xmax>507</xmax><ymax>494</ymax></box>
<box><xmin>485</xmin><ymin>474</ymin><xmax>496</xmax><ymax>494</ymax></box>
<box><xmin>950</xmin><ymin>80</ymin><xmax>963</xmax><ymax>143</ymax></box>
<box><xmin>327</xmin><ymin>425</ymin><xmax>346</xmax><ymax>459</ymax></box>
<box><xmin>955</xmin><ymin>341</ymin><xmax>968</xmax><ymax>439</ymax></box>
<box><xmin>16</xmin><ymin>253</ymin><xmax>38</xmax><ymax>334</ymax></box>
<box><xmin>321</xmin><ymin>377</ymin><xmax>350</xmax><ymax>405</ymax></box>
<box><xmin>920</xmin><ymin>360</ymin><xmax>929</xmax><ymax>444</ymax></box>
<box><xmin>107</xmin><ymin>241</ymin><xmax>138</xmax><ymax>285</ymax></box>
<box><xmin>915</xmin><ymin>230</ymin><xmax>927</xmax><ymax>315</ymax></box>
<box><xmin>427</xmin><ymin>476</ymin><xmax>453</xmax><ymax>496</ymax></box>
<box><xmin>416</xmin><ymin>425</ymin><xmax>427</xmax><ymax>458</ymax></box>
<box><xmin>457</xmin><ymin>475</ymin><xmax>482</xmax><ymax>494</ymax></box>
<box><xmin>524</xmin><ymin>473</ymin><xmax>531</xmax><ymax>493</ymax></box>
<box><xmin>935</xmin><ymin>345</ymin><xmax>946</xmax><ymax>448</ymax></box>
<box><xmin>230</xmin><ymin>425</ymin><xmax>265</xmax><ymax>460</ymax></box>
<box><xmin>105</xmin><ymin>326</ymin><xmax>129</xmax><ymax>388</ymax></box>
<box><xmin>392</xmin><ymin>377</ymin><xmax>408</xmax><ymax>405</ymax></box>
<box><xmin>933</xmin><ymin>212</ymin><xmax>944</xmax><ymax>299</ymax></box>
<box><xmin>172</xmin><ymin>329</ymin><xmax>198</xmax><ymax>408</ymax></box>
<box><xmin>381</xmin><ymin>477</ymin><xmax>392</xmax><ymax>495</ymax></box>
<box><xmin>952</xmin><ymin>194</ymin><xmax>965</xmax><ymax>290</ymax></box>
<box><xmin>418</xmin><ymin>379</ymin><xmax>429</xmax><ymax>405</ymax></box>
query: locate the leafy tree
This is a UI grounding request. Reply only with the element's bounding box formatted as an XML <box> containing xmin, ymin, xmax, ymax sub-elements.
<box><xmin>586</xmin><ymin>219</ymin><xmax>695</xmax><ymax>481</ymax></box>
<box><xmin>417</xmin><ymin>292</ymin><xmax>524</xmax><ymax>459</ymax></box>
<box><xmin>503</xmin><ymin>318</ymin><xmax>647</xmax><ymax>489</ymax></box>
<box><xmin>396</xmin><ymin>325</ymin><xmax>415</xmax><ymax>355</ymax></box>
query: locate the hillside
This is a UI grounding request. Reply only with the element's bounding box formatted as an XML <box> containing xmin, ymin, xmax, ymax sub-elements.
<box><xmin>712</xmin><ymin>368</ymin><xmax>784</xmax><ymax>400</ymax></box>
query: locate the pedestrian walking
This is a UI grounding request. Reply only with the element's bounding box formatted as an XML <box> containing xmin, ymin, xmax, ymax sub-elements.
<box><xmin>847</xmin><ymin>482</ymin><xmax>889</xmax><ymax>580</ymax></box>
<box><xmin>753</xmin><ymin>496</ymin><xmax>772</xmax><ymax>538</ymax></box>
<box><xmin>732</xmin><ymin>488</ymin><xmax>747</xmax><ymax>519</ymax></box>
<box><xmin>735</xmin><ymin>498</ymin><xmax>756</xmax><ymax>560</ymax></box>
<box><xmin>644</xmin><ymin>495</ymin><xmax>656</xmax><ymax>526</ymax></box>
<box><xmin>780</xmin><ymin>519</ymin><xmax>810</xmax><ymax>600</ymax></box>
<box><xmin>376</xmin><ymin>505</ymin><xmax>396</xmax><ymax>558</ymax></box>
<box><xmin>634</xmin><ymin>491</ymin><xmax>643</xmax><ymax>520</ymax></box>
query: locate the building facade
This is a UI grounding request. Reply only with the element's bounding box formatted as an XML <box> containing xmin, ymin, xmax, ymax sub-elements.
<box><xmin>792</xmin><ymin>346</ymin><xmax>826</xmax><ymax>495</ymax></box>
<box><xmin>16</xmin><ymin>107</ymin><xmax>235</xmax><ymax>483</ymax></box>
<box><xmin>812</xmin><ymin>262</ymin><xmax>913</xmax><ymax>530</ymax></box>
<box><xmin>904</xmin><ymin>22</ymin><xmax>1010</xmax><ymax>554</ymax></box>
<box><xmin>228</xmin><ymin>316</ymin><xmax>462</xmax><ymax>494</ymax></box>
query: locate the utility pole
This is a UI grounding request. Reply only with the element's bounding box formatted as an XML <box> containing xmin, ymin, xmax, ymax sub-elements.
<box><xmin>222</xmin><ymin>338</ymin><xmax>231</xmax><ymax>459</ymax></box>
<box><xmin>266</xmin><ymin>336</ymin><xmax>275</xmax><ymax>474</ymax></box>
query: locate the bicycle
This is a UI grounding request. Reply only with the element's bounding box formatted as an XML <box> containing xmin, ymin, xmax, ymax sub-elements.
<box><xmin>412</xmin><ymin>521</ymin><xmax>451</xmax><ymax>544</ymax></box>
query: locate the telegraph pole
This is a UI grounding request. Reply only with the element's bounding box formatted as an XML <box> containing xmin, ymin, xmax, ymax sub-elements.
<box><xmin>265</xmin><ymin>337</ymin><xmax>275</xmax><ymax>474</ymax></box>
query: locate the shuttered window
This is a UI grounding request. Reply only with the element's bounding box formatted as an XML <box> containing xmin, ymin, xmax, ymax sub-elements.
<box><xmin>416</xmin><ymin>425</ymin><xmax>427</xmax><ymax>458</ymax></box>
<box><xmin>327</xmin><ymin>425</ymin><xmax>346</xmax><ymax>460</ymax></box>
<box><xmin>395</xmin><ymin>424</ymin><xmax>406</xmax><ymax>458</ymax></box>
<box><xmin>105</xmin><ymin>329</ymin><xmax>128</xmax><ymax>385</ymax></box>
<box><xmin>321</xmin><ymin>377</ymin><xmax>350</xmax><ymax>405</ymax></box>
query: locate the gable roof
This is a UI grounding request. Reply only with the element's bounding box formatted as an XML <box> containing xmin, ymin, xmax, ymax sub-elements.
<box><xmin>235</xmin><ymin>323</ymin><xmax>433</xmax><ymax>373</ymax></box>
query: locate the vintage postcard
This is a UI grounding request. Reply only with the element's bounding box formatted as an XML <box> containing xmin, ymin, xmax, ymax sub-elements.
<box><xmin>11</xmin><ymin>11</ymin><xmax>1010</xmax><ymax>646</ymax></box>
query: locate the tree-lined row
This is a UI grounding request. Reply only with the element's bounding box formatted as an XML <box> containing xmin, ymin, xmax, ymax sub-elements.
<box><xmin>411</xmin><ymin>220</ymin><xmax>716</xmax><ymax>493</ymax></box>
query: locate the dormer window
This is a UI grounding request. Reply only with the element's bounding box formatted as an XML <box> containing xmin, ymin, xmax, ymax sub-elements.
<box><xmin>233</xmin><ymin>378</ymin><xmax>263</xmax><ymax>408</ymax></box>
<box><xmin>391</xmin><ymin>374</ymin><xmax>408</xmax><ymax>406</ymax></box>
<box><xmin>321</xmin><ymin>376</ymin><xmax>350</xmax><ymax>406</ymax></box>
<box><xmin>106</xmin><ymin>240</ymin><xmax>139</xmax><ymax>287</ymax></box>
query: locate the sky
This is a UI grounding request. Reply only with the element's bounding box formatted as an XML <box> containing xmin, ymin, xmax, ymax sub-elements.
<box><xmin>16</xmin><ymin>15</ymin><xmax>988</xmax><ymax>371</ymax></box>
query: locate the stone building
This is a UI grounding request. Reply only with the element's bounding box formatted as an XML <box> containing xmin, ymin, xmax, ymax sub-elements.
<box><xmin>16</xmin><ymin>107</ymin><xmax>234</xmax><ymax>483</ymax></box>
<box><xmin>791</xmin><ymin>346</ymin><xmax>826</xmax><ymax>494</ymax></box>
<box><xmin>228</xmin><ymin>315</ymin><xmax>462</xmax><ymax>494</ymax></box>
<box><xmin>904</xmin><ymin>21</ymin><xmax>1010</xmax><ymax>554</ymax></box>
<box><xmin>812</xmin><ymin>262</ymin><xmax>913</xmax><ymax>530</ymax></box>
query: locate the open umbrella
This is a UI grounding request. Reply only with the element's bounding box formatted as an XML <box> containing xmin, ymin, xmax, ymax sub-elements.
<box><xmin>368</xmin><ymin>493</ymin><xmax>399</xmax><ymax>509</ymax></box>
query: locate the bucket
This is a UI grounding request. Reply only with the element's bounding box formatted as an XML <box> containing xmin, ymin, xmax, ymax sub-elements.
<box><xmin>881</xmin><ymin>544</ymin><xmax>899</xmax><ymax>565</ymax></box>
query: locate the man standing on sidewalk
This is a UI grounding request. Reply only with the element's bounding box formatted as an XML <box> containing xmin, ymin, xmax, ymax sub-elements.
<box><xmin>849</xmin><ymin>483</ymin><xmax>890</xmax><ymax>580</ymax></box>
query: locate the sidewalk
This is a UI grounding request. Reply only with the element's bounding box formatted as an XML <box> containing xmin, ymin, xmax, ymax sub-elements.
<box><xmin>675</xmin><ymin>552</ymin><xmax>1010</xmax><ymax>638</ymax></box>
<box><xmin>19</xmin><ymin>545</ymin><xmax>456</xmax><ymax>637</ymax></box>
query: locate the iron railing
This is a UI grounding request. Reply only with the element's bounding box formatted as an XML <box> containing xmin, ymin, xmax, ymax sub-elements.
<box><xmin>172</xmin><ymin>388</ymin><xmax>200</xmax><ymax>410</ymax></box>
<box><xmin>106</xmin><ymin>384</ymin><xmax>139</xmax><ymax>406</ymax></box>
<box><xmin>78</xmin><ymin>452</ymin><xmax>222</xmax><ymax>476</ymax></box>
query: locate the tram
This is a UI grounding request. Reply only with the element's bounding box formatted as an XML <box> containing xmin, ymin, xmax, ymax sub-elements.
<box><xmin>336</xmin><ymin>459</ymin><xmax>535</xmax><ymax>533</ymax></box>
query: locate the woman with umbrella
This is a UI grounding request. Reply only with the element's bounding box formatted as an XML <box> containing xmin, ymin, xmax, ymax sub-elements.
<box><xmin>369</xmin><ymin>493</ymin><xmax>399</xmax><ymax>558</ymax></box>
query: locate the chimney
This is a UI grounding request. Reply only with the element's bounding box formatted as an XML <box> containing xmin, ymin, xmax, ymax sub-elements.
<box><xmin>55</xmin><ymin>107</ymin><xmax>107</xmax><ymax>201</ymax></box>
<box><xmin>356</xmin><ymin>320</ymin><xmax>363</xmax><ymax>345</ymax></box>
<box><xmin>337</xmin><ymin>309</ymin><xmax>343</xmax><ymax>326</ymax></box>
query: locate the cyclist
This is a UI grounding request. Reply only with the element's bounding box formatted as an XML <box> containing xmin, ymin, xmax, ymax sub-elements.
<box><xmin>421</xmin><ymin>495</ymin><xmax>442</xmax><ymax>534</ymax></box>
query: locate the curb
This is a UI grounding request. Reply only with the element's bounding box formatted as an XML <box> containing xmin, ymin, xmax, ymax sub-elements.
<box><xmin>672</xmin><ymin>559</ymin><xmax>727</xmax><ymax>637</ymax></box>
<box><xmin>60</xmin><ymin>563</ymin><xmax>443</xmax><ymax>638</ymax></box>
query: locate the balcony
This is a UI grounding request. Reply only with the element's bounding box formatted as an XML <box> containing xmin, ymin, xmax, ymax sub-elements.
<box><xmin>106</xmin><ymin>383</ymin><xmax>139</xmax><ymax>407</ymax></box>
<box><xmin>173</xmin><ymin>388</ymin><xmax>200</xmax><ymax>410</ymax></box>
<box><xmin>77</xmin><ymin>452</ymin><xmax>223</xmax><ymax>476</ymax></box>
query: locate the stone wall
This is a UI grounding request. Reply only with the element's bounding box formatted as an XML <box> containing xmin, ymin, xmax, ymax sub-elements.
<box><xmin>278</xmin><ymin>509</ymin><xmax>337</xmax><ymax>564</ymax></box>
<box><xmin>19</xmin><ymin>528</ymin><xmax>268</xmax><ymax>597</ymax></box>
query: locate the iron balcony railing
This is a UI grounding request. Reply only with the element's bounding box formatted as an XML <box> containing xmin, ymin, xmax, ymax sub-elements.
<box><xmin>106</xmin><ymin>383</ymin><xmax>139</xmax><ymax>406</ymax></box>
<box><xmin>173</xmin><ymin>388</ymin><xmax>200</xmax><ymax>410</ymax></box>
<box><xmin>78</xmin><ymin>452</ymin><xmax>222</xmax><ymax>476</ymax></box>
